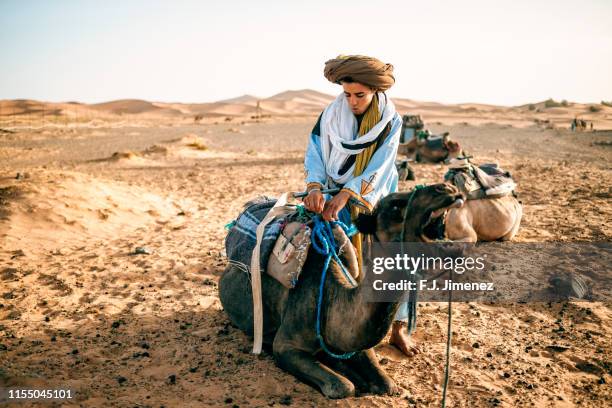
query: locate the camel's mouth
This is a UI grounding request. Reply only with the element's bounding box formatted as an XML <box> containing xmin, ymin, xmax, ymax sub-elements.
<box><xmin>420</xmin><ymin>197</ymin><xmax>464</xmax><ymax>242</ymax></box>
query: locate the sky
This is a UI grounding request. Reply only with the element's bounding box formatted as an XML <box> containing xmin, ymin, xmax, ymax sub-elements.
<box><xmin>1</xmin><ymin>0</ymin><xmax>611</xmax><ymax>106</ymax></box>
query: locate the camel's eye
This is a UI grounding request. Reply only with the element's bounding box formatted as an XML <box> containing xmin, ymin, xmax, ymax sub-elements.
<box><xmin>388</xmin><ymin>205</ymin><xmax>403</xmax><ymax>222</ymax></box>
<box><xmin>382</xmin><ymin>197</ymin><xmax>408</xmax><ymax>223</ymax></box>
<box><xmin>435</xmin><ymin>184</ymin><xmax>448</xmax><ymax>194</ymax></box>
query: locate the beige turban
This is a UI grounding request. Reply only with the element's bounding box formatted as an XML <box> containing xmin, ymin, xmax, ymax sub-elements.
<box><xmin>324</xmin><ymin>55</ymin><xmax>395</xmax><ymax>91</ymax></box>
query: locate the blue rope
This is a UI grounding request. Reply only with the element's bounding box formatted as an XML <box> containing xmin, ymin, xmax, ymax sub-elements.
<box><xmin>311</xmin><ymin>216</ymin><xmax>358</xmax><ymax>360</ymax></box>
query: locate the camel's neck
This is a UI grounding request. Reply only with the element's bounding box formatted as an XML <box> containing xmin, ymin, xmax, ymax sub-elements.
<box><xmin>322</xmin><ymin>258</ymin><xmax>401</xmax><ymax>352</ymax></box>
<box><xmin>399</xmin><ymin>219</ymin><xmax>423</xmax><ymax>244</ymax></box>
<box><xmin>317</xmin><ymin>229</ymin><xmax>422</xmax><ymax>353</ymax></box>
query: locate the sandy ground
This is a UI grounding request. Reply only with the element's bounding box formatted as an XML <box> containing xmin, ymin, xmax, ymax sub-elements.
<box><xmin>0</xmin><ymin>118</ymin><xmax>611</xmax><ymax>407</ymax></box>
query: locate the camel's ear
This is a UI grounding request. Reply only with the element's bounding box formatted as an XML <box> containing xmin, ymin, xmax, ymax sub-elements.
<box><xmin>355</xmin><ymin>213</ymin><xmax>377</xmax><ymax>235</ymax></box>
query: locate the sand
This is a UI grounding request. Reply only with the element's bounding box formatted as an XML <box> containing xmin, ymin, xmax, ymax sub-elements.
<box><xmin>0</xmin><ymin>94</ymin><xmax>611</xmax><ymax>407</ymax></box>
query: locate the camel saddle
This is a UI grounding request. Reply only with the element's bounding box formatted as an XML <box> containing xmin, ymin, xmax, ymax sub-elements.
<box><xmin>225</xmin><ymin>197</ymin><xmax>357</xmax><ymax>289</ymax></box>
<box><xmin>445</xmin><ymin>159</ymin><xmax>516</xmax><ymax>200</ymax></box>
<box><xmin>415</xmin><ymin>131</ymin><xmax>451</xmax><ymax>150</ymax></box>
<box><xmin>423</xmin><ymin>134</ymin><xmax>446</xmax><ymax>150</ymax></box>
<box><xmin>267</xmin><ymin>220</ymin><xmax>358</xmax><ymax>289</ymax></box>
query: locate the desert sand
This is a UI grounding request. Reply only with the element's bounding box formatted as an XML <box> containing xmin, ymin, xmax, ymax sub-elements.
<box><xmin>0</xmin><ymin>91</ymin><xmax>611</xmax><ymax>407</ymax></box>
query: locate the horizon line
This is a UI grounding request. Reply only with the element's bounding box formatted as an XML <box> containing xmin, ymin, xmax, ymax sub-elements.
<box><xmin>0</xmin><ymin>88</ymin><xmax>609</xmax><ymax>109</ymax></box>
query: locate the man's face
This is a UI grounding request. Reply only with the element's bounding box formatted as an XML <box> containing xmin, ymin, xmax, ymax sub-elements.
<box><xmin>342</xmin><ymin>82</ymin><xmax>375</xmax><ymax>115</ymax></box>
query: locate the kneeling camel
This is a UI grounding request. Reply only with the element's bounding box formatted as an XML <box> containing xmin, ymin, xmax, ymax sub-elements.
<box><xmin>219</xmin><ymin>183</ymin><xmax>463</xmax><ymax>398</ymax></box>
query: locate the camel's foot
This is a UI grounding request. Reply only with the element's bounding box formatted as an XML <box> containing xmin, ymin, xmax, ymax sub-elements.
<box><xmin>274</xmin><ymin>347</ymin><xmax>355</xmax><ymax>399</ymax></box>
<box><xmin>319</xmin><ymin>350</ymin><xmax>397</xmax><ymax>396</ymax></box>
<box><xmin>320</xmin><ymin>377</ymin><xmax>356</xmax><ymax>399</ymax></box>
<box><xmin>367</xmin><ymin>374</ymin><xmax>399</xmax><ymax>396</ymax></box>
<box><xmin>345</xmin><ymin>349</ymin><xmax>400</xmax><ymax>396</ymax></box>
<box><xmin>376</xmin><ymin>381</ymin><xmax>399</xmax><ymax>396</ymax></box>
<box><xmin>390</xmin><ymin>321</ymin><xmax>421</xmax><ymax>357</ymax></box>
<box><xmin>317</xmin><ymin>355</ymin><xmax>370</xmax><ymax>396</ymax></box>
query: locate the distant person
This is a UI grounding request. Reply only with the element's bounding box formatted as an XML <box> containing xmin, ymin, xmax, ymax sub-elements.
<box><xmin>590</xmin><ymin>121</ymin><xmax>594</xmax><ymax>131</ymax></box>
<box><xmin>302</xmin><ymin>55</ymin><xmax>418</xmax><ymax>356</ymax></box>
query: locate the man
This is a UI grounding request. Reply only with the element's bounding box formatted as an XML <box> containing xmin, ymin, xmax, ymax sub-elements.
<box><xmin>302</xmin><ymin>55</ymin><xmax>419</xmax><ymax>357</ymax></box>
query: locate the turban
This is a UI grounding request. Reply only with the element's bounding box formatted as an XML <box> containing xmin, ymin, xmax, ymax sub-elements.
<box><xmin>324</xmin><ymin>55</ymin><xmax>395</xmax><ymax>91</ymax></box>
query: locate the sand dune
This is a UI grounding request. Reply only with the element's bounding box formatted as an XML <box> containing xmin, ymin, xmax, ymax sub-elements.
<box><xmin>91</xmin><ymin>99</ymin><xmax>185</xmax><ymax>116</ymax></box>
<box><xmin>0</xmin><ymin>171</ymin><xmax>190</xmax><ymax>251</ymax></box>
<box><xmin>97</xmin><ymin>135</ymin><xmax>249</xmax><ymax>166</ymax></box>
<box><xmin>202</xmin><ymin>103</ymin><xmax>259</xmax><ymax>116</ymax></box>
<box><xmin>267</xmin><ymin>89</ymin><xmax>335</xmax><ymax>104</ymax></box>
<box><xmin>2</xmin><ymin>92</ymin><xmax>611</xmax><ymax>129</ymax></box>
<box><xmin>217</xmin><ymin>94</ymin><xmax>260</xmax><ymax>105</ymax></box>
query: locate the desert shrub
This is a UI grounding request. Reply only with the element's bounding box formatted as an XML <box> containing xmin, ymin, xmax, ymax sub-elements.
<box><xmin>589</xmin><ymin>105</ymin><xmax>602</xmax><ymax>113</ymax></box>
<box><xmin>561</xmin><ymin>100</ymin><xmax>569</xmax><ymax>107</ymax></box>
<box><xmin>601</xmin><ymin>100</ymin><xmax>612</xmax><ymax>108</ymax></box>
<box><xmin>528</xmin><ymin>104</ymin><xmax>536</xmax><ymax>111</ymax></box>
<box><xmin>187</xmin><ymin>142</ymin><xmax>208</xmax><ymax>151</ymax></box>
<box><xmin>111</xmin><ymin>151</ymin><xmax>138</xmax><ymax>159</ymax></box>
<box><xmin>544</xmin><ymin>98</ymin><xmax>562</xmax><ymax>108</ymax></box>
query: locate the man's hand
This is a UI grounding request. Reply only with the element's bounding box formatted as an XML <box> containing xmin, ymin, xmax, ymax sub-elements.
<box><xmin>322</xmin><ymin>190</ymin><xmax>351</xmax><ymax>221</ymax></box>
<box><xmin>303</xmin><ymin>189</ymin><xmax>325</xmax><ymax>213</ymax></box>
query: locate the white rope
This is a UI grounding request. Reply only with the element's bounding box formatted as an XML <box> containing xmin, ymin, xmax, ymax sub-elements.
<box><xmin>250</xmin><ymin>193</ymin><xmax>290</xmax><ymax>354</ymax></box>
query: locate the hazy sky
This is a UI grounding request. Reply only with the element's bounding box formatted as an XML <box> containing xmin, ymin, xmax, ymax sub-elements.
<box><xmin>1</xmin><ymin>0</ymin><xmax>611</xmax><ymax>105</ymax></box>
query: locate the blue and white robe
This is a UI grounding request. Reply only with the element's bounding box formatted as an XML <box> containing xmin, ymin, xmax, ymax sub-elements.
<box><xmin>303</xmin><ymin>97</ymin><xmax>410</xmax><ymax>322</ymax></box>
<box><xmin>304</xmin><ymin>109</ymin><xmax>402</xmax><ymax>213</ymax></box>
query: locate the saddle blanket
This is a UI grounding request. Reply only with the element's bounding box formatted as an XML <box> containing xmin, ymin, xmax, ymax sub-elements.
<box><xmin>224</xmin><ymin>196</ymin><xmax>358</xmax><ymax>288</ymax></box>
<box><xmin>424</xmin><ymin>135</ymin><xmax>445</xmax><ymax>150</ymax></box>
<box><xmin>225</xmin><ymin>197</ymin><xmax>291</xmax><ymax>274</ymax></box>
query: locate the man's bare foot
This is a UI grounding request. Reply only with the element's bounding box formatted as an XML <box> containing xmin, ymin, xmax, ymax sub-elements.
<box><xmin>390</xmin><ymin>321</ymin><xmax>420</xmax><ymax>357</ymax></box>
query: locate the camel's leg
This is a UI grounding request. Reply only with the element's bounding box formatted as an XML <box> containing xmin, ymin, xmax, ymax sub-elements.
<box><xmin>343</xmin><ymin>349</ymin><xmax>398</xmax><ymax>396</ymax></box>
<box><xmin>219</xmin><ymin>264</ymin><xmax>285</xmax><ymax>344</ymax></box>
<box><xmin>219</xmin><ymin>264</ymin><xmax>255</xmax><ymax>334</ymax></box>
<box><xmin>274</xmin><ymin>345</ymin><xmax>355</xmax><ymax>399</ymax></box>
<box><xmin>317</xmin><ymin>353</ymin><xmax>370</xmax><ymax>395</ymax></box>
<box><xmin>322</xmin><ymin>349</ymin><xmax>398</xmax><ymax>395</ymax></box>
<box><xmin>500</xmin><ymin>202</ymin><xmax>522</xmax><ymax>241</ymax></box>
<box><xmin>445</xmin><ymin>209</ymin><xmax>478</xmax><ymax>242</ymax></box>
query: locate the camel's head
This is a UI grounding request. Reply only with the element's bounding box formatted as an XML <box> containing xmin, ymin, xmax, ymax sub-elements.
<box><xmin>355</xmin><ymin>183</ymin><xmax>464</xmax><ymax>242</ymax></box>
<box><xmin>444</xmin><ymin>138</ymin><xmax>462</xmax><ymax>161</ymax></box>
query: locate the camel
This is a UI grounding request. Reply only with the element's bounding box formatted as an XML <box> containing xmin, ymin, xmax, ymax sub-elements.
<box><xmin>399</xmin><ymin>131</ymin><xmax>463</xmax><ymax>163</ymax></box>
<box><xmin>443</xmin><ymin>162</ymin><xmax>522</xmax><ymax>242</ymax></box>
<box><xmin>219</xmin><ymin>184</ymin><xmax>464</xmax><ymax>398</ymax></box>
<box><xmin>395</xmin><ymin>159</ymin><xmax>415</xmax><ymax>181</ymax></box>
<box><xmin>445</xmin><ymin>196</ymin><xmax>522</xmax><ymax>242</ymax></box>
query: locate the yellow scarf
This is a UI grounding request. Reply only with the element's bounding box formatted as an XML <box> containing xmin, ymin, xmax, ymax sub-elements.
<box><xmin>351</xmin><ymin>93</ymin><xmax>380</xmax><ymax>272</ymax></box>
